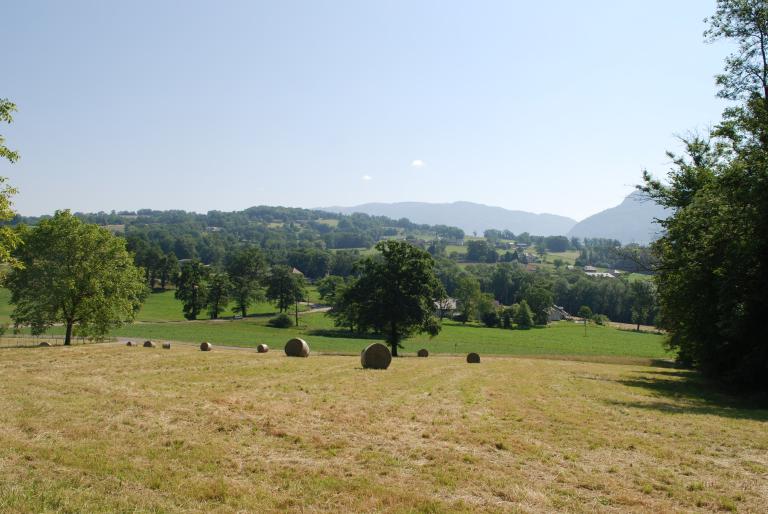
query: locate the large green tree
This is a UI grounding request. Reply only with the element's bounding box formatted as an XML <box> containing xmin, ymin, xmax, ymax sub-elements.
<box><xmin>454</xmin><ymin>274</ymin><xmax>481</xmax><ymax>323</ymax></box>
<box><xmin>266</xmin><ymin>265</ymin><xmax>306</xmax><ymax>314</ymax></box>
<box><xmin>334</xmin><ymin>240</ymin><xmax>442</xmax><ymax>357</ymax></box>
<box><xmin>524</xmin><ymin>287</ymin><xmax>554</xmax><ymax>326</ymax></box>
<box><xmin>175</xmin><ymin>260</ymin><xmax>209</xmax><ymax>320</ymax></box>
<box><xmin>7</xmin><ymin>211</ymin><xmax>148</xmax><ymax>344</ymax></box>
<box><xmin>641</xmin><ymin>0</ymin><xmax>768</xmax><ymax>389</ymax></box>
<box><xmin>629</xmin><ymin>280</ymin><xmax>657</xmax><ymax>331</ymax></box>
<box><xmin>206</xmin><ymin>271</ymin><xmax>231</xmax><ymax>319</ymax></box>
<box><xmin>1</xmin><ymin>98</ymin><xmax>21</xmax><ymax>266</ymax></box>
<box><xmin>225</xmin><ymin>246</ymin><xmax>266</xmax><ymax>317</ymax></box>
<box><xmin>158</xmin><ymin>252</ymin><xmax>179</xmax><ymax>290</ymax></box>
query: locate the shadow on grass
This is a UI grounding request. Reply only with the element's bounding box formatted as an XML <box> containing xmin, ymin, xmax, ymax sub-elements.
<box><xmin>606</xmin><ymin>369</ymin><xmax>768</xmax><ymax>421</ymax></box>
<box><xmin>305</xmin><ymin>329</ymin><xmax>381</xmax><ymax>340</ymax></box>
<box><xmin>443</xmin><ymin>323</ymin><xmax>548</xmax><ymax>330</ymax></box>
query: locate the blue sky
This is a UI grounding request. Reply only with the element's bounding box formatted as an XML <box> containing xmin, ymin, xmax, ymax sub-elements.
<box><xmin>2</xmin><ymin>1</ymin><xmax>729</xmax><ymax>220</ymax></box>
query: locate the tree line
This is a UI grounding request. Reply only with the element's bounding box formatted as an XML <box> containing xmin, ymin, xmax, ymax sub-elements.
<box><xmin>640</xmin><ymin>0</ymin><xmax>768</xmax><ymax>391</ymax></box>
<box><xmin>322</xmin><ymin>255</ymin><xmax>658</xmax><ymax>337</ymax></box>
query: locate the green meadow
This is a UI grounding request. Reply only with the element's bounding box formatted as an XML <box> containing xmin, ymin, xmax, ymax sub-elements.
<box><xmin>0</xmin><ymin>288</ymin><xmax>670</xmax><ymax>361</ymax></box>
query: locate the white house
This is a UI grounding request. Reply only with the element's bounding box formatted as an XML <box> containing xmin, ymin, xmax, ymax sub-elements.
<box><xmin>548</xmin><ymin>305</ymin><xmax>571</xmax><ymax>322</ymax></box>
<box><xmin>434</xmin><ymin>297</ymin><xmax>458</xmax><ymax>318</ymax></box>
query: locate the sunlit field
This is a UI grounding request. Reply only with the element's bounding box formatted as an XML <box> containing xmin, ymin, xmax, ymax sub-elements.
<box><xmin>0</xmin><ymin>344</ymin><xmax>765</xmax><ymax>512</ymax></box>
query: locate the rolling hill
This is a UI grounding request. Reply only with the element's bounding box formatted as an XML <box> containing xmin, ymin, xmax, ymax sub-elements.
<box><xmin>321</xmin><ymin>201</ymin><xmax>578</xmax><ymax>236</ymax></box>
<box><xmin>567</xmin><ymin>191</ymin><xmax>670</xmax><ymax>245</ymax></box>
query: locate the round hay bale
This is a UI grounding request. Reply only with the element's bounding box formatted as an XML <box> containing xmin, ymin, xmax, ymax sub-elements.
<box><xmin>257</xmin><ymin>343</ymin><xmax>269</xmax><ymax>353</ymax></box>
<box><xmin>417</xmin><ymin>348</ymin><xmax>429</xmax><ymax>358</ymax></box>
<box><xmin>200</xmin><ymin>341</ymin><xmax>212</xmax><ymax>352</ymax></box>
<box><xmin>284</xmin><ymin>338</ymin><xmax>310</xmax><ymax>357</ymax></box>
<box><xmin>126</xmin><ymin>341</ymin><xmax>134</xmax><ymax>347</ymax></box>
<box><xmin>143</xmin><ymin>340</ymin><xmax>156</xmax><ymax>348</ymax></box>
<box><xmin>162</xmin><ymin>342</ymin><xmax>171</xmax><ymax>350</ymax></box>
<box><xmin>360</xmin><ymin>343</ymin><xmax>392</xmax><ymax>370</ymax></box>
<box><xmin>466</xmin><ymin>352</ymin><xmax>481</xmax><ymax>364</ymax></box>
<box><xmin>38</xmin><ymin>341</ymin><xmax>51</xmax><ymax>347</ymax></box>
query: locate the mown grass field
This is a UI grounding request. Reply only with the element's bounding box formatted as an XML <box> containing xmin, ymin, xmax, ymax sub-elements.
<box><xmin>1</xmin><ymin>344</ymin><xmax>765</xmax><ymax>512</ymax></box>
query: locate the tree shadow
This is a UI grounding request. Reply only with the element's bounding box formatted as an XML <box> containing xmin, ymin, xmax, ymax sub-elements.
<box><xmin>604</xmin><ymin>369</ymin><xmax>768</xmax><ymax>421</ymax></box>
<box><xmin>305</xmin><ymin>328</ymin><xmax>381</xmax><ymax>340</ymax></box>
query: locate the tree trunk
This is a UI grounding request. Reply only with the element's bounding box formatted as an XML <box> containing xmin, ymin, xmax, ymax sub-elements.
<box><xmin>64</xmin><ymin>321</ymin><xmax>73</xmax><ymax>346</ymax></box>
<box><xmin>294</xmin><ymin>300</ymin><xmax>299</xmax><ymax>326</ymax></box>
<box><xmin>241</xmin><ymin>305</ymin><xmax>247</xmax><ymax>318</ymax></box>
<box><xmin>637</xmin><ymin>322</ymin><xmax>641</xmax><ymax>332</ymax></box>
<box><xmin>389</xmin><ymin>323</ymin><xmax>399</xmax><ymax>357</ymax></box>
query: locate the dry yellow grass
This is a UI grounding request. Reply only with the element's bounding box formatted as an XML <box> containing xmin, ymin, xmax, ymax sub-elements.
<box><xmin>0</xmin><ymin>344</ymin><xmax>766</xmax><ymax>513</ymax></box>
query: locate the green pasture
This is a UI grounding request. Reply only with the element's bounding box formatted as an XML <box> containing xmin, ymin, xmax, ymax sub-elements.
<box><xmin>0</xmin><ymin>286</ymin><xmax>669</xmax><ymax>360</ymax></box>
<box><xmin>107</xmin><ymin>317</ymin><xmax>669</xmax><ymax>360</ymax></box>
<box><xmin>0</xmin><ymin>287</ymin><xmax>321</xmax><ymax>324</ymax></box>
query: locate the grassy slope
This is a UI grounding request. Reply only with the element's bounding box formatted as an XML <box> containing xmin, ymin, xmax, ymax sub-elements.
<box><xmin>0</xmin><ymin>287</ymin><xmax>322</xmax><ymax>324</ymax></box>
<box><xmin>0</xmin><ymin>345</ymin><xmax>765</xmax><ymax>512</ymax></box>
<box><xmin>135</xmin><ymin>290</ymin><xmax>288</xmax><ymax>322</ymax></box>
<box><xmin>111</xmin><ymin>316</ymin><xmax>669</xmax><ymax>360</ymax></box>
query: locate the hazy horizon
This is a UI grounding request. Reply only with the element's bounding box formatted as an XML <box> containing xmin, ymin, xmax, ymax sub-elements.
<box><xmin>3</xmin><ymin>1</ymin><xmax>730</xmax><ymax>220</ymax></box>
<box><xmin>11</xmin><ymin>195</ymin><xmax>633</xmax><ymax>224</ymax></box>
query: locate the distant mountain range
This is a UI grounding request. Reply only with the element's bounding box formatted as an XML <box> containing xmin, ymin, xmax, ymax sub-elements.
<box><xmin>321</xmin><ymin>201</ymin><xmax>576</xmax><ymax>237</ymax></box>
<box><xmin>321</xmin><ymin>193</ymin><xmax>670</xmax><ymax>245</ymax></box>
<box><xmin>567</xmin><ymin>191</ymin><xmax>670</xmax><ymax>245</ymax></box>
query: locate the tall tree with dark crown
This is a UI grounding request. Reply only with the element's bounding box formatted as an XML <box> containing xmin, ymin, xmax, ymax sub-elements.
<box><xmin>335</xmin><ymin>240</ymin><xmax>442</xmax><ymax>357</ymax></box>
<box><xmin>641</xmin><ymin>0</ymin><xmax>768</xmax><ymax>390</ymax></box>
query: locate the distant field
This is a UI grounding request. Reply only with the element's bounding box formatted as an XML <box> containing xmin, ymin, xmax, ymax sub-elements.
<box><xmin>134</xmin><ymin>290</ymin><xmax>312</xmax><ymax>322</ymax></box>
<box><xmin>549</xmin><ymin>249</ymin><xmax>580</xmax><ymax>264</ymax></box>
<box><xmin>446</xmin><ymin>244</ymin><xmax>467</xmax><ymax>255</ymax></box>
<box><xmin>0</xmin><ymin>344</ymin><xmax>764</xmax><ymax>512</ymax></box>
<box><xmin>315</xmin><ymin>218</ymin><xmax>339</xmax><ymax>227</ymax></box>
<box><xmin>0</xmin><ymin>288</ymin><xmax>320</xmax><ymax>325</ymax></box>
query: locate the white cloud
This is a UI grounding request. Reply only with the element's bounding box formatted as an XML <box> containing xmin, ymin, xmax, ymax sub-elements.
<box><xmin>410</xmin><ymin>159</ymin><xmax>426</xmax><ymax>168</ymax></box>
<box><xmin>361</xmin><ymin>175</ymin><xmax>373</xmax><ymax>181</ymax></box>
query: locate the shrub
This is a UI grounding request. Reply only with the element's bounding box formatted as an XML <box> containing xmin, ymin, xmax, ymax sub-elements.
<box><xmin>452</xmin><ymin>312</ymin><xmax>468</xmax><ymax>323</ymax></box>
<box><xmin>268</xmin><ymin>313</ymin><xmax>293</xmax><ymax>328</ymax></box>
<box><xmin>514</xmin><ymin>300</ymin><xmax>534</xmax><ymax>329</ymax></box>
<box><xmin>480</xmin><ymin>309</ymin><xmax>500</xmax><ymax>328</ymax></box>
<box><xmin>593</xmin><ymin>314</ymin><xmax>610</xmax><ymax>326</ymax></box>
<box><xmin>501</xmin><ymin>308</ymin><xmax>512</xmax><ymax>329</ymax></box>
<box><xmin>577</xmin><ymin>305</ymin><xmax>593</xmax><ymax>319</ymax></box>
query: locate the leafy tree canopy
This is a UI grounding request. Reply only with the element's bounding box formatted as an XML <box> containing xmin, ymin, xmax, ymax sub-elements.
<box><xmin>333</xmin><ymin>240</ymin><xmax>443</xmax><ymax>356</ymax></box>
<box><xmin>7</xmin><ymin>211</ymin><xmax>148</xmax><ymax>344</ymax></box>
<box><xmin>641</xmin><ymin>0</ymin><xmax>768</xmax><ymax>390</ymax></box>
<box><xmin>0</xmin><ymin>98</ymin><xmax>21</xmax><ymax>266</ymax></box>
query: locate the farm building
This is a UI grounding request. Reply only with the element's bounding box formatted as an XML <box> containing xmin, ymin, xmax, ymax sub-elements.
<box><xmin>434</xmin><ymin>297</ymin><xmax>458</xmax><ymax>318</ymax></box>
<box><xmin>548</xmin><ymin>305</ymin><xmax>571</xmax><ymax>322</ymax></box>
